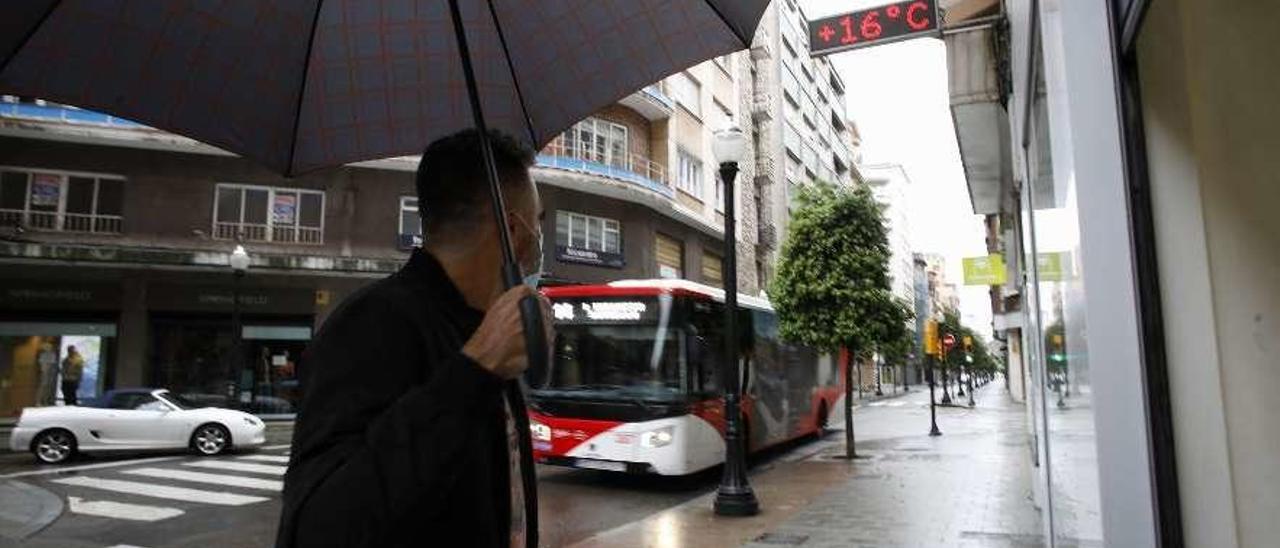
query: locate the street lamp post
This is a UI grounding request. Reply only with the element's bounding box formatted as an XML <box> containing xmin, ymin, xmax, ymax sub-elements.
<box><xmin>940</xmin><ymin>347</ymin><xmax>952</xmax><ymax>405</ymax></box>
<box><xmin>229</xmin><ymin>245</ymin><xmax>250</xmax><ymax>410</ymax></box>
<box><xmin>874</xmin><ymin>354</ymin><xmax>884</xmax><ymax>396</ymax></box>
<box><xmin>965</xmin><ymin>355</ymin><xmax>975</xmax><ymax>407</ymax></box>
<box><xmin>712</xmin><ymin>127</ymin><xmax>758</xmax><ymax>517</ymax></box>
<box><xmin>927</xmin><ymin>356</ymin><xmax>941</xmax><ymax>436</ymax></box>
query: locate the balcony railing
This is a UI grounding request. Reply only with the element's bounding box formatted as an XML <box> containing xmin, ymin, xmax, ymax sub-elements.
<box><xmin>0</xmin><ymin>209</ymin><xmax>123</xmax><ymax>234</ymax></box>
<box><xmin>0</xmin><ymin>101</ymin><xmax>146</xmax><ymax>128</ymax></box>
<box><xmin>213</xmin><ymin>222</ymin><xmax>322</xmax><ymax>244</ymax></box>
<box><xmin>537</xmin><ymin>136</ymin><xmax>672</xmax><ymax>197</ymax></box>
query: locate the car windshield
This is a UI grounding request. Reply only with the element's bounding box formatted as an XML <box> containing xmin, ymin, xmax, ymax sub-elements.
<box><xmin>157</xmin><ymin>391</ymin><xmax>200</xmax><ymax>410</ymax></box>
<box><xmin>530</xmin><ymin>323</ymin><xmax>687</xmax><ymax>402</ymax></box>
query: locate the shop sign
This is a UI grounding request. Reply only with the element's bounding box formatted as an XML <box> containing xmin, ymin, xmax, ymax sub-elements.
<box><xmin>272</xmin><ymin>194</ymin><xmax>297</xmax><ymax>224</ymax></box>
<box><xmin>556</xmin><ymin>245</ymin><xmax>624</xmax><ymax>269</ymax></box>
<box><xmin>0</xmin><ymin>283</ymin><xmax>119</xmax><ymax>310</ymax></box>
<box><xmin>963</xmin><ymin>254</ymin><xmax>1007</xmax><ymax>286</ymax></box>
<box><xmin>30</xmin><ymin>173</ymin><xmax>63</xmax><ymax>207</ymax></box>
<box><xmin>808</xmin><ymin>0</ymin><xmax>940</xmax><ymax>57</ymax></box>
<box><xmin>147</xmin><ymin>285</ymin><xmax>315</xmax><ymax>314</ymax></box>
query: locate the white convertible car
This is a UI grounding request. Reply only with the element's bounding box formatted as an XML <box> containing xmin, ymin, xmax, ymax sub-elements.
<box><xmin>9</xmin><ymin>388</ymin><xmax>266</xmax><ymax>464</ymax></box>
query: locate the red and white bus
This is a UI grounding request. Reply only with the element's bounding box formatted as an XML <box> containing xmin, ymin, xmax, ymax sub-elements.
<box><xmin>526</xmin><ymin>279</ymin><xmax>843</xmax><ymax>476</ymax></box>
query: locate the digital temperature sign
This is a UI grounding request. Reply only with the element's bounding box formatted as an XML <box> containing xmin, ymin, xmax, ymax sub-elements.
<box><xmin>808</xmin><ymin>0</ymin><xmax>940</xmax><ymax>57</ymax></box>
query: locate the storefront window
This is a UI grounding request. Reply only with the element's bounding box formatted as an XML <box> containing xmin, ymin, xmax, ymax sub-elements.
<box><xmin>150</xmin><ymin>317</ymin><xmax>308</xmax><ymax>416</ymax></box>
<box><xmin>1021</xmin><ymin>31</ymin><xmax>1104</xmax><ymax>546</ymax></box>
<box><xmin>0</xmin><ymin>322</ymin><xmax>115</xmax><ymax>418</ymax></box>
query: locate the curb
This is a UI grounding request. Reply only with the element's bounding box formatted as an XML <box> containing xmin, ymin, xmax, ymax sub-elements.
<box><xmin>0</xmin><ymin>479</ymin><xmax>63</xmax><ymax>541</ymax></box>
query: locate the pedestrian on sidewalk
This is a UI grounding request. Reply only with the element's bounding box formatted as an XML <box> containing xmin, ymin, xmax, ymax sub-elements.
<box><xmin>59</xmin><ymin>346</ymin><xmax>84</xmax><ymax>406</ymax></box>
<box><xmin>276</xmin><ymin>130</ymin><xmax>552</xmax><ymax>548</ymax></box>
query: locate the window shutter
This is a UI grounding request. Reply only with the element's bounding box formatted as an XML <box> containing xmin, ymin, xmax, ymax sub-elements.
<box><xmin>655</xmin><ymin>233</ymin><xmax>683</xmax><ymax>278</ymax></box>
<box><xmin>702</xmin><ymin>251</ymin><xmax>723</xmax><ymax>288</ymax></box>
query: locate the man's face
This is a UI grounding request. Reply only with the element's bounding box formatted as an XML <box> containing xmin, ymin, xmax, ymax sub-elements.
<box><xmin>510</xmin><ymin>177</ymin><xmax>544</xmax><ymax>276</ymax></box>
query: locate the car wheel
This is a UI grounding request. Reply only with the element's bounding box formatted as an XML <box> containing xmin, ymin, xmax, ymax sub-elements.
<box><xmin>191</xmin><ymin>423</ymin><xmax>231</xmax><ymax>456</ymax></box>
<box><xmin>32</xmin><ymin>429</ymin><xmax>77</xmax><ymax>464</ymax></box>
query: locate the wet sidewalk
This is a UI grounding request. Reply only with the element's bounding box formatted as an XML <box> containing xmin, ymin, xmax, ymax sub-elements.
<box><xmin>571</xmin><ymin>382</ymin><xmax>1044</xmax><ymax>548</ymax></box>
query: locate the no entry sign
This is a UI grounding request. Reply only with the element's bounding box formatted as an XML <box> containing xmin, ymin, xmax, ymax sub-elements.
<box><xmin>808</xmin><ymin>0</ymin><xmax>940</xmax><ymax>57</ymax></box>
<box><xmin>942</xmin><ymin>333</ymin><xmax>957</xmax><ymax>349</ymax></box>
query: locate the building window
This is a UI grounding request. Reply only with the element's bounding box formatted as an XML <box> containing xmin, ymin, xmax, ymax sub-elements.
<box><xmin>711</xmin><ymin>100</ymin><xmax>734</xmax><ymax>131</ymax></box>
<box><xmin>570</xmin><ymin>117</ymin><xmax>629</xmax><ymax>169</ymax></box>
<box><xmin>702</xmin><ymin>250</ymin><xmax>724</xmax><ymax>288</ymax></box>
<box><xmin>670</xmin><ymin>72</ymin><xmax>701</xmax><ymax>117</ymax></box>
<box><xmin>784</xmin><ymin>123</ymin><xmax>802</xmax><ymax>157</ymax></box>
<box><xmin>756</xmin><ymin>258</ymin><xmax>767</xmax><ymax>289</ymax></box>
<box><xmin>655</xmin><ymin>233</ymin><xmax>684</xmax><ymax>279</ymax></box>
<box><xmin>213</xmin><ymin>183</ymin><xmax>324</xmax><ymax>244</ymax></box>
<box><xmin>398</xmin><ymin>196</ymin><xmax>421</xmax><ymax>249</ymax></box>
<box><xmin>555</xmin><ymin>210</ymin><xmax>621</xmax><ymax>253</ymax></box>
<box><xmin>677</xmin><ymin>148</ymin><xmax>704</xmax><ymax>198</ymax></box>
<box><xmin>0</xmin><ymin>168</ymin><xmax>124</xmax><ymax>234</ymax></box>
<box><xmin>782</xmin><ymin>64</ymin><xmax>801</xmax><ymax>106</ymax></box>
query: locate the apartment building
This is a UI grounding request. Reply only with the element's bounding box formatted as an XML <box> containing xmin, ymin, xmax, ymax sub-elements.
<box><xmin>0</xmin><ymin>46</ymin><xmax>766</xmax><ymax>419</ymax></box>
<box><xmin>747</xmin><ymin>0</ymin><xmax>861</xmax><ymax>279</ymax></box>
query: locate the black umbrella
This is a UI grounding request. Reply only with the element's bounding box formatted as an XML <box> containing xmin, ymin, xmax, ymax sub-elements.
<box><xmin>1</xmin><ymin>0</ymin><xmax>769</xmax><ymax>541</ymax></box>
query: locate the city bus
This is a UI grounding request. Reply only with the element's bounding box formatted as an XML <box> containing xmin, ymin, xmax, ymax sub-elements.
<box><xmin>525</xmin><ymin>279</ymin><xmax>842</xmax><ymax>476</ymax></box>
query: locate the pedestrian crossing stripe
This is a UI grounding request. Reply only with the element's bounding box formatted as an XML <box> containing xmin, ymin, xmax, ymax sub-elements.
<box><xmin>237</xmin><ymin>454</ymin><xmax>290</xmax><ymax>464</ymax></box>
<box><xmin>67</xmin><ymin>496</ymin><xmax>183</xmax><ymax>522</ymax></box>
<box><xmin>52</xmin><ymin>476</ymin><xmax>268</xmax><ymax>506</ymax></box>
<box><xmin>183</xmin><ymin>460</ymin><xmax>287</xmax><ymax>475</ymax></box>
<box><xmin>123</xmin><ymin>467</ymin><xmax>283</xmax><ymax>491</ymax></box>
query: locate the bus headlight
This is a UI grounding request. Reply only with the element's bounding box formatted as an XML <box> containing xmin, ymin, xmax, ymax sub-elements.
<box><xmin>530</xmin><ymin>421</ymin><xmax>551</xmax><ymax>442</ymax></box>
<box><xmin>641</xmin><ymin>426</ymin><xmax>675</xmax><ymax>448</ymax></box>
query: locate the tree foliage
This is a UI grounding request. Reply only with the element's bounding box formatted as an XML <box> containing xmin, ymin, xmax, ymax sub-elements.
<box><xmin>938</xmin><ymin>309</ymin><xmax>996</xmax><ymax>373</ymax></box>
<box><xmin>770</xmin><ymin>182</ymin><xmax>913</xmax><ymax>354</ymax></box>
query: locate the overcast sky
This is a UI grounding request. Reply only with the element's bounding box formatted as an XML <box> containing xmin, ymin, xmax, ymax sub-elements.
<box><xmin>799</xmin><ymin>0</ymin><xmax>994</xmax><ymax>336</ymax></box>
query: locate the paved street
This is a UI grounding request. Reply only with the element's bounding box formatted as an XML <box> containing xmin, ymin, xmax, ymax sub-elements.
<box><xmin>0</xmin><ymin>382</ymin><xmax>1046</xmax><ymax>548</ymax></box>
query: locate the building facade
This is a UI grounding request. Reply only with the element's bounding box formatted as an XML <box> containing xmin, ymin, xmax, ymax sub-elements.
<box><xmin>946</xmin><ymin>0</ymin><xmax>1280</xmax><ymax>546</ymax></box>
<box><xmin>0</xmin><ymin>47</ymin><xmax>785</xmax><ymax>420</ymax></box>
<box><xmin>748</xmin><ymin>0</ymin><xmax>861</xmax><ymax>281</ymax></box>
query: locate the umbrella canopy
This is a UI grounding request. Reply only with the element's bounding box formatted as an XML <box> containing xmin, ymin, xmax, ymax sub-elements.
<box><xmin>1</xmin><ymin>0</ymin><xmax>768</xmax><ymax>176</ymax></box>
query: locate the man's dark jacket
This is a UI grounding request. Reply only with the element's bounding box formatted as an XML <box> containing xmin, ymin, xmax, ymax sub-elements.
<box><xmin>276</xmin><ymin>250</ymin><xmax>534</xmax><ymax>547</ymax></box>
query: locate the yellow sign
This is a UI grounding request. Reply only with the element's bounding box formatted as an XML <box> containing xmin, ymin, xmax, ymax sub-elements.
<box><xmin>315</xmin><ymin>290</ymin><xmax>331</xmax><ymax>306</ymax></box>
<box><xmin>1037</xmin><ymin>252</ymin><xmax>1070</xmax><ymax>281</ymax></box>
<box><xmin>963</xmin><ymin>254</ymin><xmax>1007</xmax><ymax>286</ymax></box>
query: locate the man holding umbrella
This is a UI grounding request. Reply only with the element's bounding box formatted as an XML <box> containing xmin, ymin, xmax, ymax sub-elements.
<box><xmin>277</xmin><ymin>130</ymin><xmax>552</xmax><ymax>548</ymax></box>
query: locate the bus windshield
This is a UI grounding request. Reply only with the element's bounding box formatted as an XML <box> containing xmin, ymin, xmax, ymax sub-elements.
<box><xmin>534</xmin><ymin>324</ymin><xmax>686</xmax><ymax>401</ymax></box>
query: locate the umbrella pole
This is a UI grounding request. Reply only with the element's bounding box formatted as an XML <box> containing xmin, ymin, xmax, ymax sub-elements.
<box><xmin>447</xmin><ymin>1</ymin><xmax>542</xmax><ymax>546</ymax></box>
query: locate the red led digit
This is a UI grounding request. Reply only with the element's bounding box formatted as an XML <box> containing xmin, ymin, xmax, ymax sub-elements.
<box><xmin>887</xmin><ymin>5</ymin><xmax>901</xmax><ymax>19</ymax></box>
<box><xmin>818</xmin><ymin>24</ymin><xmax>835</xmax><ymax>43</ymax></box>
<box><xmin>839</xmin><ymin>14</ymin><xmax>856</xmax><ymax>44</ymax></box>
<box><xmin>906</xmin><ymin>1</ymin><xmax>930</xmax><ymax>30</ymax></box>
<box><xmin>861</xmin><ymin>11</ymin><xmax>883</xmax><ymax>40</ymax></box>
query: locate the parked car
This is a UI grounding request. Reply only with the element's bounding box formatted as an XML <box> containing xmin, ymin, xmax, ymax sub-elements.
<box><xmin>8</xmin><ymin>388</ymin><xmax>266</xmax><ymax>464</ymax></box>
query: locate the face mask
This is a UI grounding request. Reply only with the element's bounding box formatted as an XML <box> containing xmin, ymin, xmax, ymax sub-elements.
<box><xmin>513</xmin><ymin>213</ymin><xmax>544</xmax><ymax>287</ymax></box>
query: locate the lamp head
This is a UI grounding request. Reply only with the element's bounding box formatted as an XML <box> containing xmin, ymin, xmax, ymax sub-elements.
<box><xmin>713</xmin><ymin>126</ymin><xmax>746</xmax><ymax>166</ymax></box>
<box><xmin>229</xmin><ymin>244</ymin><xmax>250</xmax><ymax>272</ymax></box>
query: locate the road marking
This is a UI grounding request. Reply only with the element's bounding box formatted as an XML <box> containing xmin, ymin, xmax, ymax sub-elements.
<box><xmin>183</xmin><ymin>460</ymin><xmax>287</xmax><ymax>475</ymax></box>
<box><xmin>236</xmin><ymin>454</ymin><xmax>290</xmax><ymax>464</ymax></box>
<box><xmin>123</xmin><ymin>467</ymin><xmax>283</xmax><ymax>491</ymax></box>
<box><xmin>52</xmin><ymin>476</ymin><xmax>268</xmax><ymax>506</ymax></box>
<box><xmin>67</xmin><ymin>496</ymin><xmax>183</xmax><ymax>522</ymax></box>
<box><xmin>0</xmin><ymin>456</ymin><xmax>182</xmax><ymax>479</ymax></box>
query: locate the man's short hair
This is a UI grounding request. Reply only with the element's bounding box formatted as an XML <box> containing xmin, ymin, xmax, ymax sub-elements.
<box><xmin>416</xmin><ymin>129</ymin><xmax>535</xmax><ymax>236</ymax></box>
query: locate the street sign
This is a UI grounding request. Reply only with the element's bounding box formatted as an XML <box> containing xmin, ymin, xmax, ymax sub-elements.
<box><xmin>963</xmin><ymin>254</ymin><xmax>1007</xmax><ymax>286</ymax></box>
<box><xmin>942</xmin><ymin>333</ymin><xmax>957</xmax><ymax>349</ymax></box>
<box><xmin>808</xmin><ymin>0</ymin><xmax>940</xmax><ymax>57</ymax></box>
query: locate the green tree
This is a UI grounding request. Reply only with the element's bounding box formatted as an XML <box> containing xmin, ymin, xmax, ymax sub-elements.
<box><xmin>770</xmin><ymin>182</ymin><xmax>913</xmax><ymax>458</ymax></box>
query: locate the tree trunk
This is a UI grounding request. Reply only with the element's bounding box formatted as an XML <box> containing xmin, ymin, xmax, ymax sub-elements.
<box><xmin>845</xmin><ymin>349</ymin><xmax>857</xmax><ymax>459</ymax></box>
